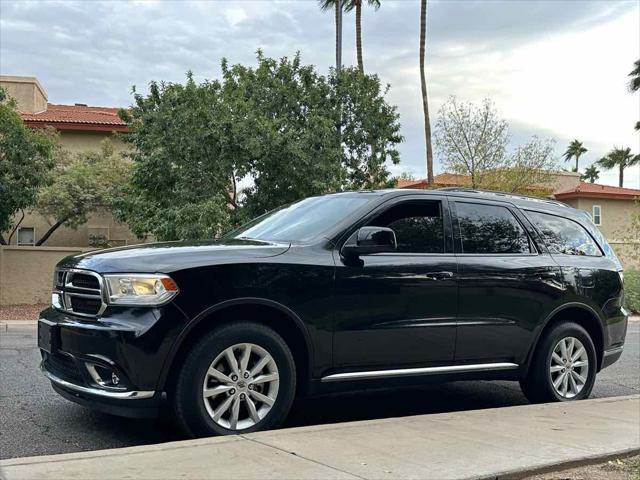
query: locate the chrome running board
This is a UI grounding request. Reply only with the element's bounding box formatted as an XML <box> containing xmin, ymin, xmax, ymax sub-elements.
<box><xmin>321</xmin><ymin>362</ymin><xmax>519</xmax><ymax>383</ymax></box>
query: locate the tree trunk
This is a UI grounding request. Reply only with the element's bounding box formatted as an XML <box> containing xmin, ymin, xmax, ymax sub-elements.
<box><xmin>619</xmin><ymin>164</ymin><xmax>624</xmax><ymax>187</ymax></box>
<box><xmin>575</xmin><ymin>156</ymin><xmax>579</xmax><ymax>172</ymax></box>
<box><xmin>35</xmin><ymin>217</ymin><xmax>68</xmax><ymax>246</ymax></box>
<box><xmin>356</xmin><ymin>0</ymin><xmax>364</xmax><ymax>73</ymax></box>
<box><xmin>420</xmin><ymin>0</ymin><xmax>434</xmax><ymax>186</ymax></box>
<box><xmin>335</xmin><ymin>0</ymin><xmax>342</xmax><ymax>71</ymax></box>
<box><xmin>6</xmin><ymin>209</ymin><xmax>25</xmax><ymax>244</ymax></box>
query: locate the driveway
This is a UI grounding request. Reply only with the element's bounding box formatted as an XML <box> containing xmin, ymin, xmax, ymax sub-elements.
<box><xmin>1</xmin><ymin>320</ymin><xmax>638</xmax><ymax>460</ymax></box>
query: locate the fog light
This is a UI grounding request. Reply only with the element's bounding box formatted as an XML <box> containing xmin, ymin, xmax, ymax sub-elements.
<box><xmin>111</xmin><ymin>373</ymin><xmax>120</xmax><ymax>385</ymax></box>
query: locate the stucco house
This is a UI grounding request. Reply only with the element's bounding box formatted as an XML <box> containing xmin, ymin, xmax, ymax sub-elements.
<box><xmin>553</xmin><ymin>182</ymin><xmax>640</xmax><ymax>241</ymax></box>
<box><xmin>1</xmin><ymin>75</ymin><xmax>142</xmax><ymax>248</ymax></box>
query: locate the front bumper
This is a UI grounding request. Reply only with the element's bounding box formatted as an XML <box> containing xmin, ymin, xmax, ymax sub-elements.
<box><xmin>40</xmin><ymin>362</ymin><xmax>154</xmax><ymax>399</ymax></box>
<box><xmin>38</xmin><ymin>304</ymin><xmax>188</xmax><ymax>417</ymax></box>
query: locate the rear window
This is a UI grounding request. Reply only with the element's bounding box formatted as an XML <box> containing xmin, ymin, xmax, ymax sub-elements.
<box><xmin>526</xmin><ymin>211</ymin><xmax>602</xmax><ymax>257</ymax></box>
<box><xmin>456</xmin><ymin>202</ymin><xmax>531</xmax><ymax>254</ymax></box>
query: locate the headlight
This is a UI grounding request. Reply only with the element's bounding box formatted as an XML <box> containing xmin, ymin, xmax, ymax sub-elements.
<box><xmin>103</xmin><ymin>274</ymin><xmax>179</xmax><ymax>306</ymax></box>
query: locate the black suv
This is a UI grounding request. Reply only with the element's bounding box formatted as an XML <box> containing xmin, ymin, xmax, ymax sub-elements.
<box><xmin>38</xmin><ymin>189</ymin><xmax>628</xmax><ymax>436</ymax></box>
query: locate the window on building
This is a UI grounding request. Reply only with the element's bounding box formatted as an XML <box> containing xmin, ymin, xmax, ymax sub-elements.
<box><xmin>592</xmin><ymin>205</ymin><xmax>602</xmax><ymax>226</ymax></box>
<box><xmin>367</xmin><ymin>200</ymin><xmax>445</xmax><ymax>253</ymax></box>
<box><xmin>17</xmin><ymin>227</ymin><xmax>35</xmax><ymax>246</ymax></box>
<box><xmin>456</xmin><ymin>202</ymin><xmax>531</xmax><ymax>254</ymax></box>
<box><xmin>526</xmin><ymin>211</ymin><xmax>602</xmax><ymax>257</ymax></box>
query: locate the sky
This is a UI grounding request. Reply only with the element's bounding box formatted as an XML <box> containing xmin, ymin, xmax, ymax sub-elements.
<box><xmin>1</xmin><ymin>0</ymin><xmax>639</xmax><ymax>188</ymax></box>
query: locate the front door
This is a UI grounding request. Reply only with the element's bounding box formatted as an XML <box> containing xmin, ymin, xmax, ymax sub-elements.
<box><xmin>332</xmin><ymin>196</ymin><xmax>458</xmax><ymax>370</ymax></box>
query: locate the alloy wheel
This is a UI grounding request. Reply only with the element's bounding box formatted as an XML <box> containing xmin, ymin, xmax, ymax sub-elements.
<box><xmin>549</xmin><ymin>336</ymin><xmax>589</xmax><ymax>399</ymax></box>
<box><xmin>202</xmin><ymin>343</ymin><xmax>280</xmax><ymax>431</ymax></box>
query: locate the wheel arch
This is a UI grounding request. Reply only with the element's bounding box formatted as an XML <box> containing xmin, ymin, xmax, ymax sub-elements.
<box><xmin>524</xmin><ymin>302</ymin><xmax>605</xmax><ymax>375</ymax></box>
<box><xmin>159</xmin><ymin>298</ymin><xmax>314</xmax><ymax>396</ymax></box>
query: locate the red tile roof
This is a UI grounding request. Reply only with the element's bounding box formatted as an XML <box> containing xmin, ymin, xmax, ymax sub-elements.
<box><xmin>554</xmin><ymin>182</ymin><xmax>640</xmax><ymax>200</ymax></box>
<box><xmin>20</xmin><ymin>103</ymin><xmax>128</xmax><ymax>132</ymax></box>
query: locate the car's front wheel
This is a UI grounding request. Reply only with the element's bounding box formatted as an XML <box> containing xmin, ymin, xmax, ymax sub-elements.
<box><xmin>520</xmin><ymin>321</ymin><xmax>597</xmax><ymax>403</ymax></box>
<box><xmin>172</xmin><ymin>321</ymin><xmax>296</xmax><ymax>437</ymax></box>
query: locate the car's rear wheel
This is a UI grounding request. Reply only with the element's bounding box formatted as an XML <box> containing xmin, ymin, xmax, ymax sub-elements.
<box><xmin>172</xmin><ymin>322</ymin><xmax>296</xmax><ymax>437</ymax></box>
<box><xmin>520</xmin><ymin>322</ymin><xmax>597</xmax><ymax>403</ymax></box>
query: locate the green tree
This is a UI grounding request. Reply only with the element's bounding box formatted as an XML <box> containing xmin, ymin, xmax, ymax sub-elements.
<box><xmin>116</xmin><ymin>73</ymin><xmax>236</xmax><ymax>240</ymax></box>
<box><xmin>563</xmin><ymin>140</ymin><xmax>587</xmax><ymax>172</ymax></box>
<box><xmin>116</xmin><ymin>54</ymin><xmax>402</xmax><ymax>240</ymax></box>
<box><xmin>419</xmin><ymin>0</ymin><xmax>434</xmax><ymax>185</ymax></box>
<box><xmin>35</xmin><ymin>140</ymin><xmax>130</xmax><ymax>245</ymax></box>
<box><xmin>597</xmin><ymin>147</ymin><xmax>639</xmax><ymax>188</ymax></box>
<box><xmin>581</xmin><ymin>164</ymin><xmax>600</xmax><ymax>183</ymax></box>
<box><xmin>0</xmin><ymin>87</ymin><xmax>57</xmax><ymax>244</ymax></box>
<box><xmin>481</xmin><ymin>136</ymin><xmax>557</xmax><ymax>196</ymax></box>
<box><xmin>343</xmin><ymin>0</ymin><xmax>381</xmax><ymax>73</ymax></box>
<box><xmin>333</xmin><ymin>67</ymin><xmax>402</xmax><ymax>190</ymax></box>
<box><xmin>224</xmin><ymin>53</ymin><xmax>346</xmax><ymax>218</ymax></box>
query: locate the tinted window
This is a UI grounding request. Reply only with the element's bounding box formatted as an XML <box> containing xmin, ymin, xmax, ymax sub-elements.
<box><xmin>456</xmin><ymin>202</ymin><xmax>530</xmax><ymax>254</ymax></box>
<box><xmin>227</xmin><ymin>195</ymin><xmax>372</xmax><ymax>243</ymax></box>
<box><xmin>368</xmin><ymin>201</ymin><xmax>444</xmax><ymax>253</ymax></box>
<box><xmin>527</xmin><ymin>211</ymin><xmax>602</xmax><ymax>256</ymax></box>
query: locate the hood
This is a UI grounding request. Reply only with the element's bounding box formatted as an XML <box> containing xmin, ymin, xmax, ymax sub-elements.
<box><xmin>58</xmin><ymin>238</ymin><xmax>290</xmax><ymax>273</ymax></box>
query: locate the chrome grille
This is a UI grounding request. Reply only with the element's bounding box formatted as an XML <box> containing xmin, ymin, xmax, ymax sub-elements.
<box><xmin>53</xmin><ymin>269</ymin><xmax>106</xmax><ymax>317</ymax></box>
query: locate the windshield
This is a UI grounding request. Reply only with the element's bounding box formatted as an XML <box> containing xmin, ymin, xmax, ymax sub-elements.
<box><xmin>225</xmin><ymin>195</ymin><xmax>372</xmax><ymax>243</ymax></box>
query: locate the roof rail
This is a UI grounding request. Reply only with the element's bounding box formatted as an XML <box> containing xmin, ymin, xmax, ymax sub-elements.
<box><xmin>436</xmin><ymin>187</ymin><xmax>569</xmax><ymax>208</ymax></box>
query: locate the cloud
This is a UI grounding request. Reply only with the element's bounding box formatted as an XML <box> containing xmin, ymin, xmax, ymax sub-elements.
<box><xmin>1</xmin><ymin>0</ymin><xmax>638</xmax><ymax>187</ymax></box>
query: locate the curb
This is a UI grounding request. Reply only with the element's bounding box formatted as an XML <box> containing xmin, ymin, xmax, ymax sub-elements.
<box><xmin>0</xmin><ymin>320</ymin><xmax>38</xmax><ymax>332</ymax></box>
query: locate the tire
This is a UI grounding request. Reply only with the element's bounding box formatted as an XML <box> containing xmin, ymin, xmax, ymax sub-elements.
<box><xmin>172</xmin><ymin>321</ymin><xmax>296</xmax><ymax>437</ymax></box>
<box><xmin>520</xmin><ymin>321</ymin><xmax>597</xmax><ymax>403</ymax></box>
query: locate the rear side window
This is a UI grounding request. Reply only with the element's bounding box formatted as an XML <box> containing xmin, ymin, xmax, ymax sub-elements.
<box><xmin>526</xmin><ymin>211</ymin><xmax>602</xmax><ymax>257</ymax></box>
<box><xmin>456</xmin><ymin>202</ymin><xmax>531</xmax><ymax>254</ymax></box>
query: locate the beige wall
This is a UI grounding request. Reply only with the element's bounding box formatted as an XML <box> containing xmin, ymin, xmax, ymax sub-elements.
<box><xmin>9</xmin><ymin>207</ymin><xmax>145</xmax><ymax>248</ymax></box>
<box><xmin>59</xmin><ymin>130</ymin><xmax>128</xmax><ymax>154</ymax></box>
<box><xmin>0</xmin><ymin>75</ymin><xmax>47</xmax><ymax>113</ymax></box>
<box><xmin>0</xmin><ymin>246</ymin><xmax>92</xmax><ymax>305</ymax></box>
<box><xmin>562</xmin><ymin>197</ymin><xmax>639</xmax><ymax>241</ymax></box>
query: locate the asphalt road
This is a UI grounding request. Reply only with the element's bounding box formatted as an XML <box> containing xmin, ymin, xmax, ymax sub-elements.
<box><xmin>1</xmin><ymin>320</ymin><xmax>638</xmax><ymax>460</ymax></box>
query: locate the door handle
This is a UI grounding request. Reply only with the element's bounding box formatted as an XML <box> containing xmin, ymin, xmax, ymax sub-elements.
<box><xmin>424</xmin><ymin>271</ymin><xmax>454</xmax><ymax>280</ymax></box>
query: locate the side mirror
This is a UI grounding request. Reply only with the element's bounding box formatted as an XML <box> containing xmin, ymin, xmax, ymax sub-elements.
<box><xmin>342</xmin><ymin>226</ymin><xmax>397</xmax><ymax>257</ymax></box>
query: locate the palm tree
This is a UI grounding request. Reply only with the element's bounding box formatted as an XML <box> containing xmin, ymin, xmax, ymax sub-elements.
<box><xmin>319</xmin><ymin>0</ymin><xmax>344</xmax><ymax>71</ymax></box>
<box><xmin>629</xmin><ymin>59</ymin><xmax>639</xmax><ymax>92</ymax></box>
<box><xmin>581</xmin><ymin>165</ymin><xmax>600</xmax><ymax>183</ymax></box>
<box><xmin>420</xmin><ymin>0</ymin><xmax>433</xmax><ymax>186</ymax></box>
<box><xmin>563</xmin><ymin>140</ymin><xmax>587</xmax><ymax>172</ymax></box>
<box><xmin>629</xmin><ymin>59</ymin><xmax>640</xmax><ymax>131</ymax></box>
<box><xmin>343</xmin><ymin>0</ymin><xmax>381</xmax><ymax>73</ymax></box>
<box><xmin>597</xmin><ymin>147</ymin><xmax>639</xmax><ymax>187</ymax></box>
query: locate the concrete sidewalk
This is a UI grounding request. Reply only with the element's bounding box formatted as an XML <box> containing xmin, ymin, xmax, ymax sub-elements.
<box><xmin>1</xmin><ymin>396</ymin><xmax>638</xmax><ymax>480</ymax></box>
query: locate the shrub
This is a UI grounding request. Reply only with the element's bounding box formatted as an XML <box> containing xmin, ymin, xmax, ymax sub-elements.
<box><xmin>625</xmin><ymin>267</ymin><xmax>640</xmax><ymax>314</ymax></box>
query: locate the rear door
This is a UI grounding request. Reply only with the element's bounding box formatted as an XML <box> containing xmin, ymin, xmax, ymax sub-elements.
<box><xmin>451</xmin><ymin>199</ymin><xmax>564</xmax><ymax>365</ymax></box>
<box><xmin>524</xmin><ymin>210</ymin><xmax>625</xmax><ymax>347</ymax></box>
